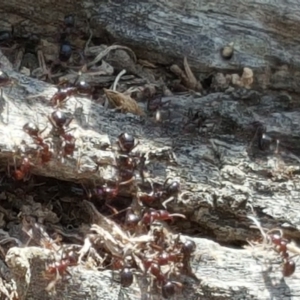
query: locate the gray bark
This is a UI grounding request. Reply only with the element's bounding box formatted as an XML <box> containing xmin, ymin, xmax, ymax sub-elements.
<box><xmin>0</xmin><ymin>1</ymin><xmax>299</xmax><ymax>300</ymax></box>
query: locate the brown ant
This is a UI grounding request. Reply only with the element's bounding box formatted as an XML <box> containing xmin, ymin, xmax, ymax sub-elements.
<box><xmin>248</xmin><ymin>216</ymin><xmax>297</xmax><ymax>277</ymax></box>
<box><xmin>50</xmin><ymin>80</ymin><xmax>93</xmax><ymax>107</ymax></box>
<box><xmin>269</xmin><ymin>233</ymin><xmax>296</xmax><ymax>277</ymax></box>
<box><xmin>61</xmin><ymin>133</ymin><xmax>76</xmax><ymax>157</ymax></box>
<box><xmin>23</xmin><ymin>122</ymin><xmax>53</xmax><ymax>163</ymax></box>
<box><xmin>44</xmin><ymin>250</ymin><xmax>77</xmax><ymax>292</ymax></box>
<box><xmin>10</xmin><ymin>157</ymin><xmax>31</xmax><ymax>181</ymax></box>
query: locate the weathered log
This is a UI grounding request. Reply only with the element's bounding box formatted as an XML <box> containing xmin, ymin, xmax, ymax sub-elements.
<box><xmin>0</xmin><ymin>51</ymin><xmax>300</xmax><ymax>299</ymax></box>
<box><xmin>2</xmin><ymin>0</ymin><xmax>300</xmax><ymax>93</ymax></box>
<box><xmin>1</xmin><ymin>0</ymin><xmax>300</xmax><ymax>299</ymax></box>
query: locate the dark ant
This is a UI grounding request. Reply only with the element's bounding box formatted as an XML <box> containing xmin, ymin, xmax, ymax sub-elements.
<box><xmin>182</xmin><ymin>109</ymin><xmax>213</xmax><ymax>135</ymax></box>
<box><xmin>147</xmin><ymin>96</ymin><xmax>171</xmax><ymax>123</ymax></box>
<box><xmin>59</xmin><ymin>41</ymin><xmax>72</xmax><ymax>62</ymax></box>
<box><xmin>50</xmin><ymin>87</ymin><xmax>76</xmax><ymax>107</ymax></box>
<box><xmin>251</xmin><ymin>122</ymin><xmax>279</xmax><ymax>152</ymax></box>
<box><xmin>162</xmin><ymin>281</ymin><xmax>182</xmax><ymax>299</ymax></box>
<box><xmin>117</xmin><ymin>154</ymin><xmax>139</xmax><ymax>184</ymax></box>
<box><xmin>48</xmin><ymin>110</ymin><xmax>73</xmax><ymax>136</ymax></box>
<box><xmin>255</xmin><ymin>122</ymin><xmax>269</xmax><ymax>151</ymax></box>
<box><xmin>115</xmin><ymin>133</ymin><xmax>142</xmax><ymax>184</ymax></box>
<box><xmin>50</xmin><ymin>80</ymin><xmax>93</xmax><ymax>107</ymax></box>
<box><xmin>139</xmin><ymin>178</ymin><xmax>181</xmax><ymax>208</ymax></box>
<box><xmin>0</xmin><ymin>30</ymin><xmax>13</xmax><ymax>45</ymax></box>
<box><xmin>118</xmin><ymin>133</ymin><xmax>139</xmax><ymax>154</ymax></box>
<box><xmin>147</xmin><ymin>96</ymin><xmax>170</xmax><ymax>112</ymax></box>
<box><xmin>23</xmin><ymin>122</ymin><xmax>47</xmax><ymax>145</ymax></box>
<box><xmin>120</xmin><ymin>267</ymin><xmax>134</xmax><ymax>287</ymax></box>
<box><xmin>181</xmin><ymin>240</ymin><xmax>196</xmax><ymax>257</ymax></box>
<box><xmin>64</xmin><ymin>14</ymin><xmax>75</xmax><ymax>29</ymax></box>
<box><xmin>23</xmin><ymin>122</ymin><xmax>52</xmax><ymax>163</ymax></box>
<box><xmin>124</xmin><ymin>210</ymin><xmax>141</xmax><ymax>228</ymax></box>
<box><xmin>142</xmin><ymin>208</ymin><xmax>185</xmax><ymax>225</ymax></box>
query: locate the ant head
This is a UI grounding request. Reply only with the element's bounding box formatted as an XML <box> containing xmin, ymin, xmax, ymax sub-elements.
<box><xmin>164</xmin><ymin>179</ymin><xmax>180</xmax><ymax>195</ymax></box>
<box><xmin>120</xmin><ymin>267</ymin><xmax>133</xmax><ymax>287</ymax></box>
<box><xmin>162</xmin><ymin>281</ymin><xmax>176</xmax><ymax>299</ymax></box>
<box><xmin>23</xmin><ymin>122</ymin><xmax>39</xmax><ymax>137</ymax></box>
<box><xmin>118</xmin><ymin>133</ymin><xmax>135</xmax><ymax>153</ymax></box>
<box><xmin>76</xmin><ymin>80</ymin><xmax>92</xmax><ymax>95</ymax></box>
<box><xmin>181</xmin><ymin>239</ymin><xmax>196</xmax><ymax>256</ymax></box>
<box><xmin>50</xmin><ymin>111</ymin><xmax>68</xmax><ymax>128</ymax></box>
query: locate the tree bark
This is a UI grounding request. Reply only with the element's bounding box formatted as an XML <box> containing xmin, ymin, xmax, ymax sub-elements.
<box><xmin>0</xmin><ymin>1</ymin><xmax>300</xmax><ymax>300</ymax></box>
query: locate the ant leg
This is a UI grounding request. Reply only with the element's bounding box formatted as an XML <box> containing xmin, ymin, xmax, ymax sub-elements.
<box><xmin>119</xmin><ymin>177</ymin><xmax>135</xmax><ymax>186</ymax></box>
<box><xmin>161</xmin><ymin>196</ymin><xmax>174</xmax><ymax>209</ymax></box>
<box><xmin>105</xmin><ymin>202</ymin><xmax>119</xmax><ymax>215</ymax></box>
<box><xmin>81</xmin><ymin>183</ymin><xmax>92</xmax><ymax>199</ymax></box>
<box><xmin>37</xmin><ymin>49</ymin><xmax>53</xmax><ymax>83</ymax></box>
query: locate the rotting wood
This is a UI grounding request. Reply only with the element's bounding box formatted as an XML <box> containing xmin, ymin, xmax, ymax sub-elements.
<box><xmin>1</xmin><ymin>1</ymin><xmax>300</xmax><ymax>92</ymax></box>
<box><xmin>0</xmin><ymin>0</ymin><xmax>300</xmax><ymax>299</ymax></box>
<box><xmin>0</xmin><ymin>53</ymin><xmax>300</xmax><ymax>298</ymax></box>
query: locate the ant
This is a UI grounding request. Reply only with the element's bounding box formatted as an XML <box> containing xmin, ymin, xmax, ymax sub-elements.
<box><xmin>86</xmin><ymin>185</ymin><xmax>119</xmax><ymax>201</ymax></box>
<box><xmin>139</xmin><ymin>178</ymin><xmax>181</xmax><ymax>208</ymax></box>
<box><xmin>116</xmin><ymin>133</ymin><xmax>144</xmax><ymax>185</ymax></box>
<box><xmin>23</xmin><ymin>122</ymin><xmax>53</xmax><ymax>163</ymax></box>
<box><xmin>9</xmin><ymin>157</ymin><xmax>31</xmax><ymax>181</ymax></box>
<box><xmin>0</xmin><ymin>30</ymin><xmax>13</xmax><ymax>46</ymax></box>
<box><xmin>269</xmin><ymin>233</ymin><xmax>296</xmax><ymax>277</ymax></box>
<box><xmin>162</xmin><ymin>281</ymin><xmax>182</xmax><ymax>299</ymax></box>
<box><xmin>147</xmin><ymin>96</ymin><xmax>171</xmax><ymax>123</ymax></box>
<box><xmin>120</xmin><ymin>267</ymin><xmax>134</xmax><ymax>287</ymax></box>
<box><xmin>117</xmin><ymin>133</ymin><xmax>139</xmax><ymax>154</ymax></box>
<box><xmin>50</xmin><ymin>79</ymin><xmax>93</xmax><ymax>107</ymax></box>
<box><xmin>59</xmin><ymin>41</ymin><xmax>73</xmax><ymax>63</ymax></box>
<box><xmin>142</xmin><ymin>208</ymin><xmax>185</xmax><ymax>225</ymax></box>
<box><xmin>117</xmin><ymin>154</ymin><xmax>139</xmax><ymax>184</ymax></box>
<box><xmin>45</xmin><ymin>250</ymin><xmax>77</xmax><ymax>292</ymax></box>
<box><xmin>61</xmin><ymin>133</ymin><xmax>76</xmax><ymax>157</ymax></box>
<box><xmin>248</xmin><ymin>217</ymin><xmax>296</xmax><ymax>278</ymax></box>
<box><xmin>251</xmin><ymin>122</ymin><xmax>280</xmax><ymax>152</ymax></box>
<box><xmin>48</xmin><ymin>110</ymin><xmax>73</xmax><ymax>137</ymax></box>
